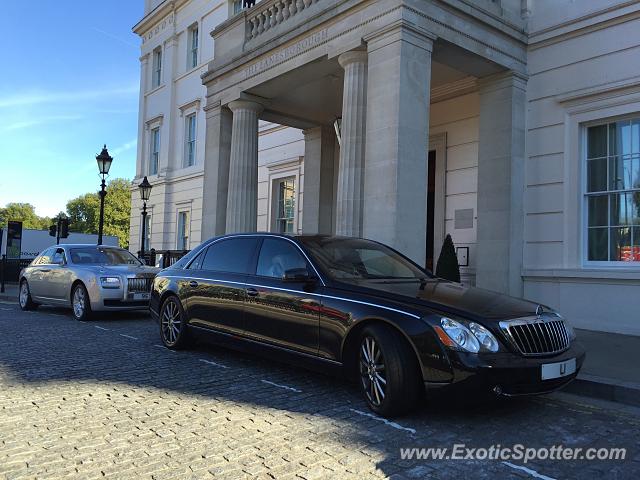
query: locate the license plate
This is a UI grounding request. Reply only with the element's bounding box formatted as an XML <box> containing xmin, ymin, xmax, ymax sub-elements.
<box><xmin>541</xmin><ymin>358</ymin><xmax>576</xmax><ymax>380</ymax></box>
<box><xmin>133</xmin><ymin>293</ymin><xmax>149</xmax><ymax>300</ymax></box>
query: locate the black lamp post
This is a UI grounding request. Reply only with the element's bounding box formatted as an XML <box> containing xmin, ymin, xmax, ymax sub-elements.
<box><xmin>95</xmin><ymin>145</ymin><xmax>113</xmax><ymax>245</ymax></box>
<box><xmin>138</xmin><ymin>176</ymin><xmax>152</xmax><ymax>259</ymax></box>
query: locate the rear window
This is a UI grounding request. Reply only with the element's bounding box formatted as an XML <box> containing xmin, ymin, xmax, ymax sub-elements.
<box><xmin>201</xmin><ymin>238</ymin><xmax>259</xmax><ymax>274</ymax></box>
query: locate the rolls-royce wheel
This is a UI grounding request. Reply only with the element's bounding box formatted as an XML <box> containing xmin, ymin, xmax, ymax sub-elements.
<box><xmin>358</xmin><ymin>323</ymin><xmax>422</xmax><ymax>417</ymax></box>
<box><xmin>160</xmin><ymin>295</ymin><xmax>190</xmax><ymax>349</ymax></box>
<box><xmin>18</xmin><ymin>280</ymin><xmax>38</xmax><ymax>311</ymax></box>
<box><xmin>71</xmin><ymin>283</ymin><xmax>92</xmax><ymax>321</ymax></box>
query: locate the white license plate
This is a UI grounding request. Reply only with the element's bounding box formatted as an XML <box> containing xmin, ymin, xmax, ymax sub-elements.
<box><xmin>133</xmin><ymin>293</ymin><xmax>150</xmax><ymax>300</ymax></box>
<box><xmin>541</xmin><ymin>358</ymin><xmax>576</xmax><ymax>380</ymax></box>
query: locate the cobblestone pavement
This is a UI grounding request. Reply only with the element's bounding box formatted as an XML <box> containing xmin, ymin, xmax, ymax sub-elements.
<box><xmin>0</xmin><ymin>300</ymin><xmax>638</xmax><ymax>480</ymax></box>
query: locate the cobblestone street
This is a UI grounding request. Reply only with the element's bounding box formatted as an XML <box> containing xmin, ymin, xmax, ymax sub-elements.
<box><xmin>0</xmin><ymin>300</ymin><xmax>638</xmax><ymax>479</ymax></box>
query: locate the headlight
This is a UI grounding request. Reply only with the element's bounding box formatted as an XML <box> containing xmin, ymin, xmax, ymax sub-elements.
<box><xmin>436</xmin><ymin>317</ymin><xmax>499</xmax><ymax>353</ymax></box>
<box><xmin>100</xmin><ymin>277</ymin><xmax>121</xmax><ymax>289</ymax></box>
<box><xmin>468</xmin><ymin>322</ymin><xmax>499</xmax><ymax>352</ymax></box>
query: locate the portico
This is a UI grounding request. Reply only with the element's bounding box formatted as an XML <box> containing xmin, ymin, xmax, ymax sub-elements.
<box><xmin>201</xmin><ymin>0</ymin><xmax>527</xmax><ymax>296</ymax></box>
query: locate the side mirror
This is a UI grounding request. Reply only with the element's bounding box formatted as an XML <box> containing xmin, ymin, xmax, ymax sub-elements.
<box><xmin>282</xmin><ymin>268</ymin><xmax>315</xmax><ymax>283</ymax></box>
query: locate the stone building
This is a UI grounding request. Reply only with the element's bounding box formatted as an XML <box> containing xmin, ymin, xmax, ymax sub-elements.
<box><xmin>130</xmin><ymin>0</ymin><xmax>640</xmax><ymax>335</ymax></box>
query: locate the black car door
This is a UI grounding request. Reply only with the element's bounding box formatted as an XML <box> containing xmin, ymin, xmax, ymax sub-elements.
<box><xmin>184</xmin><ymin>237</ymin><xmax>260</xmax><ymax>335</ymax></box>
<box><xmin>243</xmin><ymin>237</ymin><xmax>321</xmax><ymax>355</ymax></box>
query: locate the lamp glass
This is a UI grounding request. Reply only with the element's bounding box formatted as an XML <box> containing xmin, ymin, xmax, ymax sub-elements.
<box><xmin>139</xmin><ymin>176</ymin><xmax>152</xmax><ymax>201</ymax></box>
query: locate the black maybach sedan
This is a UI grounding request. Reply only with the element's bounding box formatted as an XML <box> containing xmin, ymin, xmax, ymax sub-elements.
<box><xmin>150</xmin><ymin>234</ymin><xmax>585</xmax><ymax>417</ymax></box>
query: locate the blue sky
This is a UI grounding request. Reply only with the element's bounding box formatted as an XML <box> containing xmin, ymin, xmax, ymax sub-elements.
<box><xmin>0</xmin><ymin>1</ymin><xmax>144</xmax><ymax>217</ymax></box>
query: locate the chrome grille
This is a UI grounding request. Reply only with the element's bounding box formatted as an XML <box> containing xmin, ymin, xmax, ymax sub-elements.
<box><xmin>127</xmin><ymin>277</ymin><xmax>153</xmax><ymax>293</ymax></box>
<box><xmin>500</xmin><ymin>317</ymin><xmax>570</xmax><ymax>356</ymax></box>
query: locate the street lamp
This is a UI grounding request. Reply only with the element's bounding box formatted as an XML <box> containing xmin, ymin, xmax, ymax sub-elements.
<box><xmin>138</xmin><ymin>176</ymin><xmax>152</xmax><ymax>259</ymax></box>
<box><xmin>95</xmin><ymin>145</ymin><xmax>113</xmax><ymax>245</ymax></box>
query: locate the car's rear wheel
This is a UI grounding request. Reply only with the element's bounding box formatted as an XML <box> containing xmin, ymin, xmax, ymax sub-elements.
<box><xmin>358</xmin><ymin>324</ymin><xmax>422</xmax><ymax>417</ymax></box>
<box><xmin>160</xmin><ymin>295</ymin><xmax>190</xmax><ymax>349</ymax></box>
<box><xmin>18</xmin><ymin>280</ymin><xmax>38</xmax><ymax>311</ymax></box>
<box><xmin>71</xmin><ymin>283</ymin><xmax>92</xmax><ymax>321</ymax></box>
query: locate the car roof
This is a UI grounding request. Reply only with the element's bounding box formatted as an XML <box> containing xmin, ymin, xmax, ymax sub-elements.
<box><xmin>52</xmin><ymin>244</ymin><xmax>125</xmax><ymax>249</ymax></box>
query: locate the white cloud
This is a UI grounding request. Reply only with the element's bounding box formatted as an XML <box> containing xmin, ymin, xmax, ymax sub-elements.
<box><xmin>111</xmin><ymin>138</ymin><xmax>138</xmax><ymax>156</ymax></box>
<box><xmin>0</xmin><ymin>85</ymin><xmax>139</xmax><ymax>109</ymax></box>
<box><xmin>3</xmin><ymin>115</ymin><xmax>83</xmax><ymax>131</ymax></box>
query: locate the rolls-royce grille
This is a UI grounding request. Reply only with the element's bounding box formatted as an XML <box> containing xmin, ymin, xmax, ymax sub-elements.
<box><xmin>128</xmin><ymin>277</ymin><xmax>153</xmax><ymax>294</ymax></box>
<box><xmin>502</xmin><ymin>319</ymin><xmax>570</xmax><ymax>356</ymax></box>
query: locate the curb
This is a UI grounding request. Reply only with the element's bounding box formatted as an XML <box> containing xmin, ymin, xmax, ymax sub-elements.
<box><xmin>563</xmin><ymin>373</ymin><xmax>640</xmax><ymax>408</ymax></box>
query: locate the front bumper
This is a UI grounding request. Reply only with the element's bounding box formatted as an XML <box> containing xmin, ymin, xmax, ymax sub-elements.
<box><xmin>432</xmin><ymin>341</ymin><xmax>586</xmax><ymax>396</ymax></box>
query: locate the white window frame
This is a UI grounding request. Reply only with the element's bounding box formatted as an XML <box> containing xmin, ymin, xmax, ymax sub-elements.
<box><xmin>152</xmin><ymin>47</ymin><xmax>162</xmax><ymax>88</ymax></box>
<box><xmin>150</xmin><ymin>126</ymin><xmax>161</xmax><ymax>175</ymax></box>
<box><xmin>184</xmin><ymin>113</ymin><xmax>197</xmax><ymax>167</ymax></box>
<box><xmin>176</xmin><ymin>210</ymin><xmax>190</xmax><ymax>250</ymax></box>
<box><xmin>187</xmin><ymin>24</ymin><xmax>199</xmax><ymax>70</ymax></box>
<box><xmin>582</xmin><ymin>114</ymin><xmax>640</xmax><ymax>267</ymax></box>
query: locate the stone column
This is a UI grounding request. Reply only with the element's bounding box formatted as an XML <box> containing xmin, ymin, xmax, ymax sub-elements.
<box><xmin>135</xmin><ymin>53</ymin><xmax>149</xmax><ymax>179</ymax></box>
<box><xmin>302</xmin><ymin>125</ymin><xmax>335</xmax><ymax>234</ymax></box>
<box><xmin>225</xmin><ymin>100</ymin><xmax>263</xmax><ymax>233</ymax></box>
<box><xmin>476</xmin><ymin>72</ymin><xmax>527</xmax><ymax>296</ymax></box>
<box><xmin>202</xmin><ymin>101</ymin><xmax>233</xmax><ymax>239</ymax></box>
<box><xmin>363</xmin><ymin>22</ymin><xmax>435</xmax><ymax>265</ymax></box>
<box><xmin>336</xmin><ymin>50</ymin><xmax>368</xmax><ymax>237</ymax></box>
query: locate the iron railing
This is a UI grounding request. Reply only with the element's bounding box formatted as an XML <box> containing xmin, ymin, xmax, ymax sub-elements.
<box><xmin>138</xmin><ymin>249</ymin><xmax>190</xmax><ymax>268</ymax></box>
<box><xmin>0</xmin><ymin>255</ymin><xmax>33</xmax><ymax>293</ymax></box>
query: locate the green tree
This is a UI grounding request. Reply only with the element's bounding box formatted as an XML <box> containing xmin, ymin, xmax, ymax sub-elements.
<box><xmin>435</xmin><ymin>234</ymin><xmax>461</xmax><ymax>283</ymax></box>
<box><xmin>0</xmin><ymin>203</ymin><xmax>51</xmax><ymax>230</ymax></box>
<box><xmin>66</xmin><ymin>178</ymin><xmax>132</xmax><ymax>247</ymax></box>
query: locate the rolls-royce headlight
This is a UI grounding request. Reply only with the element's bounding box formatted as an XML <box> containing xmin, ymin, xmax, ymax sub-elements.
<box><xmin>100</xmin><ymin>277</ymin><xmax>121</xmax><ymax>289</ymax></box>
<box><xmin>468</xmin><ymin>322</ymin><xmax>499</xmax><ymax>352</ymax></box>
<box><xmin>439</xmin><ymin>318</ymin><xmax>480</xmax><ymax>353</ymax></box>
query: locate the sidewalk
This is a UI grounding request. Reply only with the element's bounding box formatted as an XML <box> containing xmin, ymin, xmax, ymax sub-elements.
<box><xmin>0</xmin><ymin>283</ymin><xmax>18</xmax><ymax>302</ymax></box>
<box><xmin>564</xmin><ymin>328</ymin><xmax>640</xmax><ymax>407</ymax></box>
<box><xmin>1</xmin><ymin>283</ymin><xmax>638</xmax><ymax>406</ymax></box>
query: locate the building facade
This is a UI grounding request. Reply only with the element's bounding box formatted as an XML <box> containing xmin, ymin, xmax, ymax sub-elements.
<box><xmin>131</xmin><ymin>0</ymin><xmax>640</xmax><ymax>335</ymax></box>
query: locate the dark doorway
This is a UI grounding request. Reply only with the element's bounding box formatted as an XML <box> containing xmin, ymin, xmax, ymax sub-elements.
<box><xmin>425</xmin><ymin>150</ymin><xmax>436</xmax><ymax>271</ymax></box>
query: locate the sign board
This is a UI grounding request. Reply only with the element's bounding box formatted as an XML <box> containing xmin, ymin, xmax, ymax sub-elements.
<box><xmin>6</xmin><ymin>221</ymin><xmax>23</xmax><ymax>259</ymax></box>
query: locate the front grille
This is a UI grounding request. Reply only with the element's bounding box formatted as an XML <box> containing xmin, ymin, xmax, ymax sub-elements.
<box><xmin>501</xmin><ymin>318</ymin><xmax>570</xmax><ymax>356</ymax></box>
<box><xmin>127</xmin><ymin>277</ymin><xmax>153</xmax><ymax>293</ymax></box>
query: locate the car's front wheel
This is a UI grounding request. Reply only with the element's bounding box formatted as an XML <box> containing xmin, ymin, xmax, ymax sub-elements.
<box><xmin>160</xmin><ymin>295</ymin><xmax>190</xmax><ymax>349</ymax></box>
<box><xmin>18</xmin><ymin>280</ymin><xmax>38</xmax><ymax>311</ymax></box>
<box><xmin>358</xmin><ymin>324</ymin><xmax>423</xmax><ymax>417</ymax></box>
<box><xmin>71</xmin><ymin>283</ymin><xmax>92</xmax><ymax>321</ymax></box>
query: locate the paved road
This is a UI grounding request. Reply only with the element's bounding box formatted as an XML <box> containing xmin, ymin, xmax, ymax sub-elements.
<box><xmin>0</xmin><ymin>301</ymin><xmax>638</xmax><ymax>480</ymax></box>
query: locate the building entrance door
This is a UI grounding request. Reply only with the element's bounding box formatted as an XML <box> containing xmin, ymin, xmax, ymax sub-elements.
<box><xmin>425</xmin><ymin>150</ymin><xmax>437</xmax><ymax>271</ymax></box>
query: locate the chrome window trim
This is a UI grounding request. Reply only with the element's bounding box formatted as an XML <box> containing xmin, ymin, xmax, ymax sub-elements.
<box><xmin>161</xmin><ymin>274</ymin><xmax>421</xmax><ymax>320</ymax></box>
<box><xmin>184</xmin><ymin>234</ymin><xmax>327</xmax><ymax>287</ymax></box>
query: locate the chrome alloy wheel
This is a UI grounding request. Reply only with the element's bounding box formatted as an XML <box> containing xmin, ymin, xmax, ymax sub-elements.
<box><xmin>359</xmin><ymin>336</ymin><xmax>387</xmax><ymax>407</ymax></box>
<box><xmin>19</xmin><ymin>282</ymin><xmax>29</xmax><ymax>308</ymax></box>
<box><xmin>161</xmin><ymin>299</ymin><xmax>182</xmax><ymax>345</ymax></box>
<box><xmin>72</xmin><ymin>287</ymin><xmax>85</xmax><ymax>318</ymax></box>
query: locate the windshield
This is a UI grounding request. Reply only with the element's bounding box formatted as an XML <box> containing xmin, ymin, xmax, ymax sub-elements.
<box><xmin>301</xmin><ymin>238</ymin><xmax>429</xmax><ymax>281</ymax></box>
<box><xmin>69</xmin><ymin>247</ymin><xmax>142</xmax><ymax>266</ymax></box>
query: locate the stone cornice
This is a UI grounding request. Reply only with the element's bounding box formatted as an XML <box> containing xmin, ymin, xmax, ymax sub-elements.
<box><xmin>430</xmin><ymin>76</ymin><xmax>477</xmax><ymax>103</ymax></box>
<box><xmin>132</xmin><ymin>0</ymin><xmax>187</xmax><ymax>36</ymax></box>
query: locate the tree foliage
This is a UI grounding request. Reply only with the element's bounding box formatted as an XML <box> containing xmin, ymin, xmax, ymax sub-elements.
<box><xmin>66</xmin><ymin>178</ymin><xmax>132</xmax><ymax>248</ymax></box>
<box><xmin>0</xmin><ymin>203</ymin><xmax>51</xmax><ymax>230</ymax></box>
<box><xmin>435</xmin><ymin>234</ymin><xmax>461</xmax><ymax>283</ymax></box>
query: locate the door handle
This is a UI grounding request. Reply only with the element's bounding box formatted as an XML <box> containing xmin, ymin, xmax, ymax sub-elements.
<box><xmin>246</xmin><ymin>288</ymin><xmax>259</xmax><ymax>297</ymax></box>
<box><xmin>40</xmin><ymin>269</ymin><xmax>51</xmax><ymax>273</ymax></box>
<box><xmin>189</xmin><ymin>280</ymin><xmax>199</xmax><ymax>288</ymax></box>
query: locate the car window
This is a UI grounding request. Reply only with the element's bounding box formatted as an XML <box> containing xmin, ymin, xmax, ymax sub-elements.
<box><xmin>186</xmin><ymin>249</ymin><xmax>206</xmax><ymax>270</ymax></box>
<box><xmin>201</xmin><ymin>238</ymin><xmax>259</xmax><ymax>274</ymax></box>
<box><xmin>52</xmin><ymin>249</ymin><xmax>66</xmax><ymax>265</ymax></box>
<box><xmin>37</xmin><ymin>247</ymin><xmax>55</xmax><ymax>265</ymax></box>
<box><xmin>256</xmin><ymin>238</ymin><xmax>308</xmax><ymax>279</ymax></box>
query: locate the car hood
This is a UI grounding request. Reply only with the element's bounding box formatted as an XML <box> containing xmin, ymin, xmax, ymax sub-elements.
<box><xmin>335</xmin><ymin>278</ymin><xmax>544</xmax><ymax>322</ymax></box>
<box><xmin>77</xmin><ymin>264</ymin><xmax>160</xmax><ymax>276</ymax></box>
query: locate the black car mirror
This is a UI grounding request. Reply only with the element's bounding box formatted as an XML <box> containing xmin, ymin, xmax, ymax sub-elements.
<box><xmin>282</xmin><ymin>268</ymin><xmax>315</xmax><ymax>283</ymax></box>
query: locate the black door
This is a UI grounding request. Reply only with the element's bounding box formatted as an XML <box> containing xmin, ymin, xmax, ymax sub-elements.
<box><xmin>425</xmin><ymin>149</ymin><xmax>436</xmax><ymax>271</ymax></box>
<box><xmin>243</xmin><ymin>237</ymin><xmax>320</xmax><ymax>355</ymax></box>
<box><xmin>185</xmin><ymin>237</ymin><xmax>260</xmax><ymax>335</ymax></box>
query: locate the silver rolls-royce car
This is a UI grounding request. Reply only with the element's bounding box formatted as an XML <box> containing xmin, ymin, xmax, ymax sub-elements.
<box><xmin>18</xmin><ymin>244</ymin><xmax>159</xmax><ymax>320</ymax></box>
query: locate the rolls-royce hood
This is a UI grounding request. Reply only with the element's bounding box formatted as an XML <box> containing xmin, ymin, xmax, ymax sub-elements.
<box><xmin>337</xmin><ymin>278</ymin><xmax>544</xmax><ymax>322</ymax></box>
